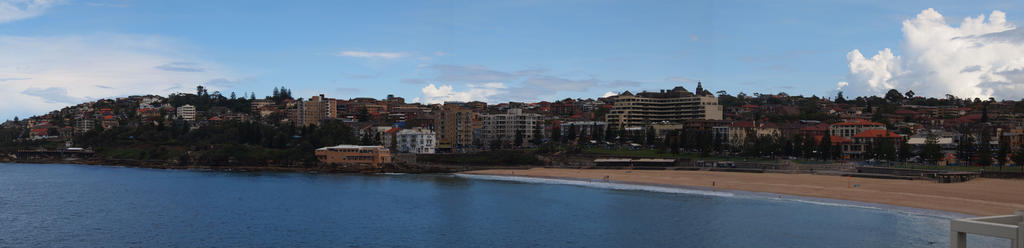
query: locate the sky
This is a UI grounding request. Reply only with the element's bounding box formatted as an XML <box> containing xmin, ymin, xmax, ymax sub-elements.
<box><xmin>2</xmin><ymin>0</ymin><xmax>1024</xmax><ymax>121</ymax></box>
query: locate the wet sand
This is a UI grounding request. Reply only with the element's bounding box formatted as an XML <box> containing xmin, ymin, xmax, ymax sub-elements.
<box><xmin>461</xmin><ymin>168</ymin><xmax>1024</xmax><ymax>216</ymax></box>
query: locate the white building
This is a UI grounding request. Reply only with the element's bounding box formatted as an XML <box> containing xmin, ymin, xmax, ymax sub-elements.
<box><xmin>396</xmin><ymin>127</ymin><xmax>437</xmax><ymax>154</ymax></box>
<box><xmin>177</xmin><ymin>104</ymin><xmax>196</xmax><ymax>121</ymax></box>
<box><xmin>138</xmin><ymin>96</ymin><xmax>163</xmax><ymax>109</ymax></box>
<box><xmin>480</xmin><ymin>108</ymin><xmax>541</xmax><ymax>148</ymax></box>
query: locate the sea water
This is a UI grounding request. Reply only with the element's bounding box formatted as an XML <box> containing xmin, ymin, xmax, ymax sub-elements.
<box><xmin>0</xmin><ymin>163</ymin><xmax>1007</xmax><ymax>247</ymax></box>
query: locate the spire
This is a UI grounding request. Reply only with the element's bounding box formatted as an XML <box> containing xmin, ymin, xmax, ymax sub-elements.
<box><xmin>695</xmin><ymin>81</ymin><xmax>708</xmax><ymax>96</ymax></box>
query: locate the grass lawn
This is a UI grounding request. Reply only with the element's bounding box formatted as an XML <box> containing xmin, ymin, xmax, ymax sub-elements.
<box><xmin>581</xmin><ymin>147</ymin><xmax>775</xmax><ymax>163</ymax></box>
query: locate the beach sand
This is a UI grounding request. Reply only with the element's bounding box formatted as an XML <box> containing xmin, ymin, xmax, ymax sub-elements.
<box><xmin>461</xmin><ymin>168</ymin><xmax>1024</xmax><ymax>216</ymax></box>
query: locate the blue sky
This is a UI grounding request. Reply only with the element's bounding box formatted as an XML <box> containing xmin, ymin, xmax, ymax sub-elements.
<box><xmin>3</xmin><ymin>0</ymin><xmax>1024</xmax><ymax>120</ymax></box>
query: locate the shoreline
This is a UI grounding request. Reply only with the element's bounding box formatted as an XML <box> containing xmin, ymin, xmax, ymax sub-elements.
<box><xmin>460</xmin><ymin>168</ymin><xmax>1024</xmax><ymax>216</ymax></box>
<box><xmin>2</xmin><ymin>159</ymin><xmax>459</xmax><ymax>174</ymax></box>
<box><xmin>454</xmin><ymin>173</ymin><xmax>974</xmax><ymax>220</ymax></box>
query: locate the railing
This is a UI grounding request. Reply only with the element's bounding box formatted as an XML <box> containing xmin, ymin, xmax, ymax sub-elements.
<box><xmin>950</xmin><ymin>210</ymin><xmax>1023</xmax><ymax>248</ymax></box>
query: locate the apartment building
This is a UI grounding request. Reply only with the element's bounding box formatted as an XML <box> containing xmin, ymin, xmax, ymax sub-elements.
<box><xmin>605</xmin><ymin>84</ymin><xmax>723</xmax><ymax>130</ymax></box>
<box><xmin>250</xmin><ymin>99</ymin><xmax>274</xmax><ymax>115</ymax></box>
<box><xmin>177</xmin><ymin>104</ymin><xmax>196</xmax><ymax>121</ymax></box>
<box><xmin>296</xmin><ymin>95</ymin><xmax>337</xmax><ymax>126</ymax></box>
<box><xmin>396</xmin><ymin>127</ymin><xmax>436</xmax><ymax>154</ymax></box>
<box><xmin>315</xmin><ymin>145</ymin><xmax>392</xmax><ymax>167</ymax></box>
<box><xmin>480</xmin><ymin>108</ymin><xmax>541</xmax><ymax>148</ymax></box>
<box><xmin>829</xmin><ymin>119</ymin><xmax>885</xmax><ymax>138</ymax></box>
<box><xmin>435</xmin><ymin>102</ymin><xmax>478</xmax><ymax>153</ymax></box>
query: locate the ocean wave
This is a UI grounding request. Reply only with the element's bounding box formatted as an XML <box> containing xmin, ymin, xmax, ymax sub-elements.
<box><xmin>455</xmin><ymin>174</ymin><xmax>735</xmax><ymax>198</ymax></box>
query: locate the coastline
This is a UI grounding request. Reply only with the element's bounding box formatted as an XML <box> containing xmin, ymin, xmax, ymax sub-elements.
<box><xmin>3</xmin><ymin>159</ymin><xmax>458</xmax><ymax>174</ymax></box>
<box><xmin>460</xmin><ymin>168</ymin><xmax>1024</xmax><ymax>216</ymax></box>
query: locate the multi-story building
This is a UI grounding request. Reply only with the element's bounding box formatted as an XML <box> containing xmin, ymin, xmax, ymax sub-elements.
<box><xmin>296</xmin><ymin>95</ymin><xmax>338</xmax><ymax>126</ymax></box>
<box><xmin>435</xmin><ymin>102</ymin><xmax>477</xmax><ymax>153</ymax></box>
<box><xmin>396</xmin><ymin>127</ymin><xmax>436</xmax><ymax>154</ymax></box>
<box><xmin>74</xmin><ymin>119</ymin><xmax>94</xmax><ymax>134</ymax></box>
<box><xmin>844</xmin><ymin>129</ymin><xmax>903</xmax><ymax>159</ymax></box>
<box><xmin>480</xmin><ymin>108</ymin><xmax>541</xmax><ymax>148</ymax></box>
<box><xmin>250</xmin><ymin>99</ymin><xmax>274</xmax><ymax>114</ymax></box>
<box><xmin>829</xmin><ymin>119</ymin><xmax>885</xmax><ymax>138</ymax></box>
<box><xmin>727</xmin><ymin>121</ymin><xmax>782</xmax><ymax>148</ymax></box>
<box><xmin>605</xmin><ymin>84</ymin><xmax>723</xmax><ymax>130</ymax></box>
<box><xmin>177</xmin><ymin>104</ymin><xmax>196</xmax><ymax>121</ymax></box>
<box><xmin>560</xmin><ymin>121</ymin><xmax>606</xmax><ymax>139</ymax></box>
<box><xmin>315</xmin><ymin>145</ymin><xmax>392</xmax><ymax>167</ymax></box>
<box><xmin>100</xmin><ymin>115</ymin><xmax>119</xmax><ymax>129</ymax></box>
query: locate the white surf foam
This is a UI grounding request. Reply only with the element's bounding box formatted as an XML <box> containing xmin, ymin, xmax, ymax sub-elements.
<box><xmin>455</xmin><ymin>174</ymin><xmax>735</xmax><ymax>198</ymax></box>
<box><xmin>455</xmin><ymin>173</ymin><xmax>971</xmax><ymax>219</ymax></box>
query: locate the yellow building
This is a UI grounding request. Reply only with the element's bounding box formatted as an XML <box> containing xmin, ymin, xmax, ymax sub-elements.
<box><xmin>315</xmin><ymin>145</ymin><xmax>392</xmax><ymax>167</ymax></box>
<box><xmin>605</xmin><ymin>84</ymin><xmax>723</xmax><ymax>130</ymax></box>
<box><xmin>435</xmin><ymin>103</ymin><xmax>478</xmax><ymax>153</ymax></box>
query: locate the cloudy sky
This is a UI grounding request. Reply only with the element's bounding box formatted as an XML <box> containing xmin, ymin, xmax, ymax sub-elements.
<box><xmin>2</xmin><ymin>0</ymin><xmax>1024</xmax><ymax>121</ymax></box>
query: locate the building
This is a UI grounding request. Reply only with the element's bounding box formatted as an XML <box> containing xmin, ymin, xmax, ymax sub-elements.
<box><xmin>605</xmin><ymin>83</ymin><xmax>723</xmax><ymax>130</ymax></box>
<box><xmin>315</xmin><ymin>145</ymin><xmax>392</xmax><ymax>167</ymax></box>
<box><xmin>100</xmin><ymin>115</ymin><xmax>119</xmax><ymax>129</ymax></box>
<box><xmin>396</xmin><ymin>127</ymin><xmax>437</xmax><ymax>154</ymax></box>
<box><xmin>177</xmin><ymin>104</ymin><xmax>196</xmax><ymax>121</ymax></box>
<box><xmin>296</xmin><ymin>95</ymin><xmax>338</xmax><ymax>126</ymax></box>
<box><xmin>250</xmin><ymin>99</ymin><xmax>274</xmax><ymax>114</ymax></box>
<box><xmin>362</xmin><ymin>126</ymin><xmax>398</xmax><ymax>148</ymax></box>
<box><xmin>727</xmin><ymin>121</ymin><xmax>782</xmax><ymax>148</ymax></box>
<box><xmin>74</xmin><ymin>119</ymin><xmax>94</xmax><ymax>134</ymax></box>
<box><xmin>435</xmin><ymin>103</ymin><xmax>478</xmax><ymax>153</ymax></box>
<box><xmin>560</xmin><ymin>121</ymin><xmax>607</xmax><ymax>139</ymax></box>
<box><xmin>480</xmin><ymin>109</ymin><xmax>541</xmax><ymax>148</ymax></box>
<box><xmin>844</xmin><ymin>129</ymin><xmax>903</xmax><ymax>159</ymax></box>
<box><xmin>829</xmin><ymin>119</ymin><xmax>885</xmax><ymax>138</ymax></box>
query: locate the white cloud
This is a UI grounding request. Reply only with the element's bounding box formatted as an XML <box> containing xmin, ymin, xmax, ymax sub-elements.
<box><xmin>0</xmin><ymin>34</ymin><xmax>237</xmax><ymax>120</ymax></box>
<box><xmin>603</xmin><ymin>91</ymin><xmax>617</xmax><ymax>97</ymax></box>
<box><xmin>336</xmin><ymin>51</ymin><xmax>406</xmax><ymax>59</ymax></box>
<box><xmin>406</xmin><ymin>64</ymin><xmax>647</xmax><ymax>102</ymax></box>
<box><xmin>840</xmin><ymin>8</ymin><xmax>1024</xmax><ymax>99</ymax></box>
<box><xmin>418</xmin><ymin>83</ymin><xmax>506</xmax><ymax>104</ymax></box>
<box><xmin>836</xmin><ymin>81</ymin><xmax>848</xmax><ymax>90</ymax></box>
<box><xmin>0</xmin><ymin>0</ymin><xmax>62</xmax><ymax>23</ymax></box>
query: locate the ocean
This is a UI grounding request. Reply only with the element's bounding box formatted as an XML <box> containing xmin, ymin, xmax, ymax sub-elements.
<box><xmin>0</xmin><ymin>163</ymin><xmax>1007</xmax><ymax>247</ymax></box>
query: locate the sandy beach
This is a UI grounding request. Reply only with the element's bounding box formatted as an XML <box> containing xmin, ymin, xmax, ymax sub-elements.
<box><xmin>462</xmin><ymin>168</ymin><xmax>1024</xmax><ymax>216</ymax></box>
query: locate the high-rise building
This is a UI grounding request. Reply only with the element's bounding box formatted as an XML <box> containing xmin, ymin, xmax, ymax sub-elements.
<box><xmin>296</xmin><ymin>95</ymin><xmax>337</xmax><ymax>126</ymax></box>
<box><xmin>480</xmin><ymin>109</ymin><xmax>541</xmax><ymax>148</ymax></box>
<box><xmin>434</xmin><ymin>102</ymin><xmax>477</xmax><ymax>153</ymax></box>
<box><xmin>605</xmin><ymin>83</ymin><xmax>723</xmax><ymax>130</ymax></box>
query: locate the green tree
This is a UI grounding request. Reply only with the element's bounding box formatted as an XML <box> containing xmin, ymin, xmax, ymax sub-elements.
<box><xmin>884</xmin><ymin>89</ymin><xmax>904</xmax><ymax>103</ymax></box>
<box><xmin>566</xmin><ymin>124</ymin><xmax>577</xmax><ymax>143</ymax></box>
<box><xmin>958</xmin><ymin>134</ymin><xmax>976</xmax><ymax>166</ymax></box>
<box><xmin>818</xmin><ymin>134</ymin><xmax>832</xmax><ymax>161</ymax></box>
<box><xmin>976</xmin><ymin>130</ymin><xmax>993</xmax><ymax>167</ymax></box>
<box><xmin>997</xmin><ymin>139</ymin><xmax>1009</xmax><ymax>171</ymax></box>
<box><xmin>898</xmin><ymin>139</ymin><xmax>911</xmax><ymax>162</ymax></box>
<box><xmin>514</xmin><ymin>130</ymin><xmax>524</xmax><ymax>148</ymax></box>
<box><xmin>530</xmin><ymin>124</ymin><xmax>543</xmax><ymax>146</ymax></box>
<box><xmin>551</xmin><ymin>125</ymin><xmax>561</xmax><ymax>144</ymax></box>
<box><xmin>1012</xmin><ymin>143</ymin><xmax>1024</xmax><ymax>173</ymax></box>
<box><xmin>922</xmin><ymin>133</ymin><xmax>943</xmax><ymax>164</ymax></box>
